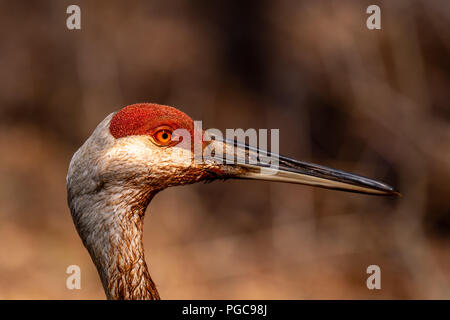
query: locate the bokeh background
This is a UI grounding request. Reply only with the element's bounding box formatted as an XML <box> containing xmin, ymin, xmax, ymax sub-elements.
<box><xmin>0</xmin><ymin>0</ymin><xmax>449</xmax><ymax>299</ymax></box>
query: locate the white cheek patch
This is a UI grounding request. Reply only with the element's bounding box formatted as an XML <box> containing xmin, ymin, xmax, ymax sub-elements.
<box><xmin>105</xmin><ymin>136</ymin><xmax>195</xmax><ymax>174</ymax></box>
<box><xmin>106</xmin><ymin>137</ymin><xmax>155</xmax><ymax>163</ymax></box>
<box><xmin>167</xmin><ymin>145</ymin><xmax>193</xmax><ymax>165</ymax></box>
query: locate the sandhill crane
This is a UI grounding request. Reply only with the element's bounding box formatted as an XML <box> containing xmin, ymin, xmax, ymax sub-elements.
<box><xmin>66</xmin><ymin>103</ymin><xmax>399</xmax><ymax>300</ymax></box>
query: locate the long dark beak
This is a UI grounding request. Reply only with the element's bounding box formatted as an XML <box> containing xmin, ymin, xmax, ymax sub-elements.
<box><xmin>204</xmin><ymin>138</ymin><xmax>400</xmax><ymax>196</ymax></box>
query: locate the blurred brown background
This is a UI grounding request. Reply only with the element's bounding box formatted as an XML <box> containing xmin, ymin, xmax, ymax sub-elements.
<box><xmin>0</xmin><ymin>0</ymin><xmax>449</xmax><ymax>299</ymax></box>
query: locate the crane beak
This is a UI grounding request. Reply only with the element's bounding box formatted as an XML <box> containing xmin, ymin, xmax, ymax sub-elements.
<box><xmin>204</xmin><ymin>138</ymin><xmax>400</xmax><ymax>196</ymax></box>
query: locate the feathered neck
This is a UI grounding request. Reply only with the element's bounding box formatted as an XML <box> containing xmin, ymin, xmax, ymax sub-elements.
<box><xmin>102</xmin><ymin>201</ymin><xmax>160</xmax><ymax>300</ymax></box>
<box><xmin>69</xmin><ymin>185</ymin><xmax>160</xmax><ymax>300</ymax></box>
<box><xmin>65</xmin><ymin>113</ymin><xmax>165</xmax><ymax>299</ymax></box>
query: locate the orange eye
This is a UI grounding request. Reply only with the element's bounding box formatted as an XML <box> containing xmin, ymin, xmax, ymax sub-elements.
<box><xmin>153</xmin><ymin>129</ymin><xmax>172</xmax><ymax>145</ymax></box>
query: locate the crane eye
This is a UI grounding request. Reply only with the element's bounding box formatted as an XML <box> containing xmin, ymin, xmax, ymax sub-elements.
<box><xmin>153</xmin><ymin>129</ymin><xmax>172</xmax><ymax>145</ymax></box>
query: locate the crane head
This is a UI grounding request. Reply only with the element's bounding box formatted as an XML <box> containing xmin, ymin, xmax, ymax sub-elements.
<box><xmin>66</xmin><ymin>102</ymin><xmax>399</xmax><ymax>299</ymax></box>
<box><xmin>68</xmin><ymin>103</ymin><xmax>399</xmax><ymax>200</ymax></box>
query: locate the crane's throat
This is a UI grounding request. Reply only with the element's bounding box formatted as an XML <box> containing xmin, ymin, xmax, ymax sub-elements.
<box><xmin>74</xmin><ymin>190</ymin><xmax>160</xmax><ymax>300</ymax></box>
<box><xmin>106</xmin><ymin>210</ymin><xmax>159</xmax><ymax>300</ymax></box>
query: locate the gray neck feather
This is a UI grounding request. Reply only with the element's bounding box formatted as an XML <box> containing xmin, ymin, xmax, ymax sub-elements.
<box><xmin>70</xmin><ymin>188</ymin><xmax>160</xmax><ymax>299</ymax></box>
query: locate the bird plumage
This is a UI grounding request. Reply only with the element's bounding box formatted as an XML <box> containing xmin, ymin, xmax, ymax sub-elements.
<box><xmin>67</xmin><ymin>104</ymin><xmax>235</xmax><ymax>299</ymax></box>
<box><xmin>67</xmin><ymin>103</ymin><xmax>398</xmax><ymax>300</ymax></box>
